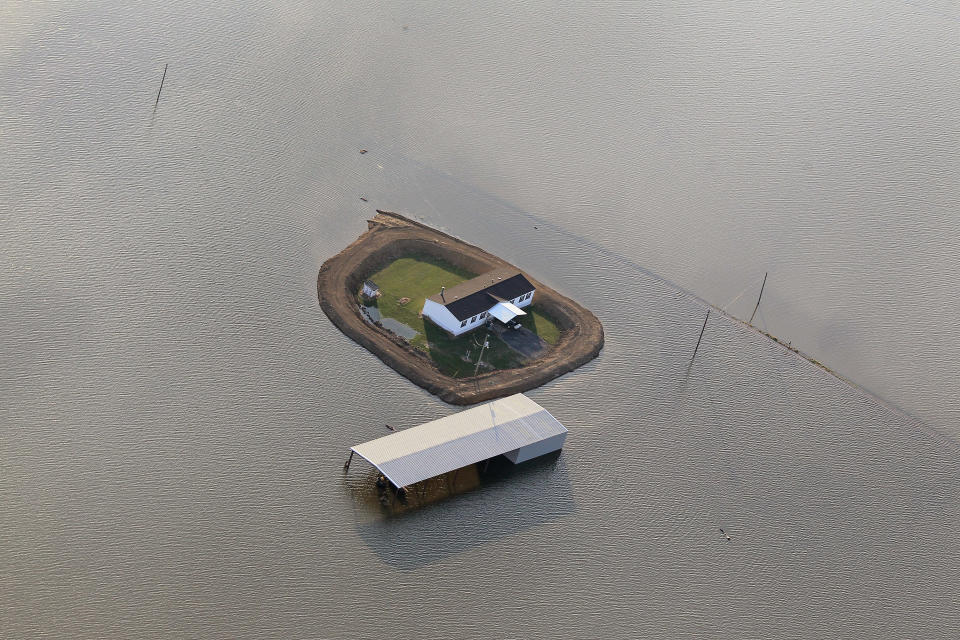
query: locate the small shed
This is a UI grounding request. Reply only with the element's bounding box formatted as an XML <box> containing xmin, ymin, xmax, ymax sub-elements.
<box><xmin>347</xmin><ymin>393</ymin><xmax>567</xmax><ymax>488</ymax></box>
<box><xmin>361</xmin><ymin>280</ymin><xmax>381</xmax><ymax>300</ymax></box>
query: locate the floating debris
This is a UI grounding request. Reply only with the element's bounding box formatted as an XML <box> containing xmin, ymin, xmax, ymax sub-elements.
<box><xmin>359</xmin><ymin>149</ymin><xmax>367</xmax><ymax>154</ymax></box>
<box><xmin>720</xmin><ymin>527</ymin><xmax>732</xmax><ymax>541</ymax></box>
<box><xmin>360</xmin><ymin>196</ymin><xmax>368</xmax><ymax>202</ymax></box>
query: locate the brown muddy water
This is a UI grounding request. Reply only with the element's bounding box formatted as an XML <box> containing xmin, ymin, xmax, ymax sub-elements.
<box><xmin>2</xmin><ymin>1</ymin><xmax>958</xmax><ymax>638</ymax></box>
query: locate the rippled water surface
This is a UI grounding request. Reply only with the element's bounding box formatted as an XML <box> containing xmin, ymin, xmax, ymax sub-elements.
<box><xmin>2</xmin><ymin>2</ymin><xmax>959</xmax><ymax>638</ymax></box>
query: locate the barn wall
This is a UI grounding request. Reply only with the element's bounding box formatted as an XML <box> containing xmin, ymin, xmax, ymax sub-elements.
<box><xmin>503</xmin><ymin>432</ymin><xmax>567</xmax><ymax>464</ymax></box>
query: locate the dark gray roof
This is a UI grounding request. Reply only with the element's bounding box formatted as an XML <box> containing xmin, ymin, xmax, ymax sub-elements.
<box><xmin>427</xmin><ymin>268</ymin><xmax>535</xmax><ymax>321</ymax></box>
<box><xmin>363</xmin><ymin>280</ymin><xmax>379</xmax><ymax>290</ymax></box>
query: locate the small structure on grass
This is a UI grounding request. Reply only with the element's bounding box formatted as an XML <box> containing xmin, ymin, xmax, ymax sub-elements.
<box><xmin>421</xmin><ymin>267</ymin><xmax>535</xmax><ymax>336</ymax></box>
<box><xmin>360</xmin><ymin>280</ymin><xmax>381</xmax><ymax>301</ymax></box>
<box><xmin>344</xmin><ymin>393</ymin><xmax>567</xmax><ymax>490</ymax></box>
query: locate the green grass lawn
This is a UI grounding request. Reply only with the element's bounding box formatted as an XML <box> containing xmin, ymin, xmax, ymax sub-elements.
<box><xmin>519</xmin><ymin>307</ymin><xmax>562</xmax><ymax>345</ymax></box>
<box><xmin>364</xmin><ymin>255</ymin><xmax>563</xmax><ymax>377</ymax></box>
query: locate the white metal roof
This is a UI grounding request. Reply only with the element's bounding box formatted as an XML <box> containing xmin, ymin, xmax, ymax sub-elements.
<box><xmin>351</xmin><ymin>393</ymin><xmax>567</xmax><ymax>487</ymax></box>
<box><xmin>489</xmin><ymin>301</ymin><xmax>526</xmax><ymax>323</ymax></box>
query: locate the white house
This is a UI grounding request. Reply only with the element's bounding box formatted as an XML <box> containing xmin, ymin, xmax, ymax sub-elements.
<box><xmin>421</xmin><ymin>267</ymin><xmax>535</xmax><ymax>336</ymax></box>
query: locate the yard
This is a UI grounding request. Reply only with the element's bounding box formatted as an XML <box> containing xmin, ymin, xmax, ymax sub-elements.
<box><xmin>363</xmin><ymin>255</ymin><xmax>563</xmax><ymax>377</ymax></box>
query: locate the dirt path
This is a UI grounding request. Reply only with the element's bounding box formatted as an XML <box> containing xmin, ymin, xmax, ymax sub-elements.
<box><xmin>317</xmin><ymin>211</ymin><xmax>604</xmax><ymax>405</ymax></box>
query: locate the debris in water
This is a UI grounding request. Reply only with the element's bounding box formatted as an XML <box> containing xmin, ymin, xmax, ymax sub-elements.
<box><xmin>360</xmin><ymin>196</ymin><xmax>368</xmax><ymax>202</ymax></box>
<box><xmin>359</xmin><ymin>149</ymin><xmax>367</xmax><ymax>154</ymax></box>
<box><xmin>720</xmin><ymin>528</ymin><xmax>732</xmax><ymax>541</ymax></box>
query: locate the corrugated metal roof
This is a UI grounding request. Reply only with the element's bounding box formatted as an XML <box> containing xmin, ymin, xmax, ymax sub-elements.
<box><xmin>351</xmin><ymin>394</ymin><xmax>567</xmax><ymax>487</ymax></box>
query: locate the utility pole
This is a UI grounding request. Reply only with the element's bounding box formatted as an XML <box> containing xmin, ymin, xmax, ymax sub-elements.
<box><xmin>473</xmin><ymin>333</ymin><xmax>490</xmax><ymax>377</ymax></box>
<box><xmin>692</xmin><ymin>310</ymin><xmax>710</xmax><ymax>361</ymax></box>
<box><xmin>748</xmin><ymin>272</ymin><xmax>768</xmax><ymax>325</ymax></box>
<box><xmin>154</xmin><ymin>63</ymin><xmax>168</xmax><ymax>110</ymax></box>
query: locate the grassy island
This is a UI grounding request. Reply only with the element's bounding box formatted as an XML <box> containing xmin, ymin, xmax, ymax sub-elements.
<box><xmin>317</xmin><ymin>211</ymin><xmax>603</xmax><ymax>404</ymax></box>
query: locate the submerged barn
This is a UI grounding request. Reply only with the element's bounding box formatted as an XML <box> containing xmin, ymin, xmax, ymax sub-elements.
<box><xmin>420</xmin><ymin>267</ymin><xmax>535</xmax><ymax>336</ymax></box>
<box><xmin>347</xmin><ymin>393</ymin><xmax>567</xmax><ymax>489</ymax></box>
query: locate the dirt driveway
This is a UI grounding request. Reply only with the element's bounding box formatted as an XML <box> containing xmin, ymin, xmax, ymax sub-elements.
<box><xmin>494</xmin><ymin>325</ymin><xmax>548</xmax><ymax>359</ymax></box>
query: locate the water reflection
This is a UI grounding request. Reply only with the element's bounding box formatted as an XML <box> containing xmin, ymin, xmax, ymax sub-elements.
<box><xmin>347</xmin><ymin>452</ymin><xmax>574</xmax><ymax>570</ymax></box>
<box><xmin>361</xmin><ymin>304</ymin><xmax>420</xmax><ymax>340</ymax></box>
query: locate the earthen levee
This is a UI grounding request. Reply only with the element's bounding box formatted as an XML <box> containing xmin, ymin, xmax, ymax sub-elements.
<box><xmin>317</xmin><ymin>211</ymin><xmax>604</xmax><ymax>404</ymax></box>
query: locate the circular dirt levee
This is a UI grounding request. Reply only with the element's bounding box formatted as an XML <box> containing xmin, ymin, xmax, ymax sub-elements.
<box><xmin>317</xmin><ymin>211</ymin><xmax>604</xmax><ymax>404</ymax></box>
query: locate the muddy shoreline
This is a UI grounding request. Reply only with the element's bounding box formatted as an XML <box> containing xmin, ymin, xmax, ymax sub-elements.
<box><xmin>316</xmin><ymin>211</ymin><xmax>604</xmax><ymax>404</ymax></box>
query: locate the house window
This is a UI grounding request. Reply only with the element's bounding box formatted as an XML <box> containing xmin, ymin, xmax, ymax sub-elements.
<box><xmin>460</xmin><ymin>320</ymin><xmax>467</xmax><ymax>327</ymax></box>
<box><xmin>471</xmin><ymin>315</ymin><xmax>478</xmax><ymax>323</ymax></box>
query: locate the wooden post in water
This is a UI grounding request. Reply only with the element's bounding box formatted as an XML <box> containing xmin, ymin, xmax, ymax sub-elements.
<box><xmin>692</xmin><ymin>310</ymin><xmax>710</xmax><ymax>361</ymax></box>
<box><xmin>154</xmin><ymin>63</ymin><xmax>168</xmax><ymax>110</ymax></box>
<box><xmin>748</xmin><ymin>272</ymin><xmax>768</xmax><ymax>325</ymax></box>
<box><xmin>343</xmin><ymin>450</ymin><xmax>354</xmax><ymax>470</ymax></box>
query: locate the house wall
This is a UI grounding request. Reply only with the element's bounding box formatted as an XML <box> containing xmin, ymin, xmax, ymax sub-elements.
<box><xmin>421</xmin><ymin>299</ymin><xmax>463</xmax><ymax>335</ymax></box>
<box><xmin>423</xmin><ymin>289</ymin><xmax>536</xmax><ymax>337</ymax></box>
<box><xmin>514</xmin><ymin>291</ymin><xmax>534</xmax><ymax>309</ymax></box>
<box><xmin>503</xmin><ymin>432</ymin><xmax>566</xmax><ymax>464</ymax></box>
<box><xmin>453</xmin><ymin>307</ymin><xmax>494</xmax><ymax>335</ymax></box>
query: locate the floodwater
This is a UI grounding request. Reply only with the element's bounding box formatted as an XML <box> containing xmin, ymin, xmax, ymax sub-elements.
<box><xmin>362</xmin><ymin>306</ymin><xmax>419</xmax><ymax>342</ymax></box>
<box><xmin>2</xmin><ymin>1</ymin><xmax>958</xmax><ymax>638</ymax></box>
